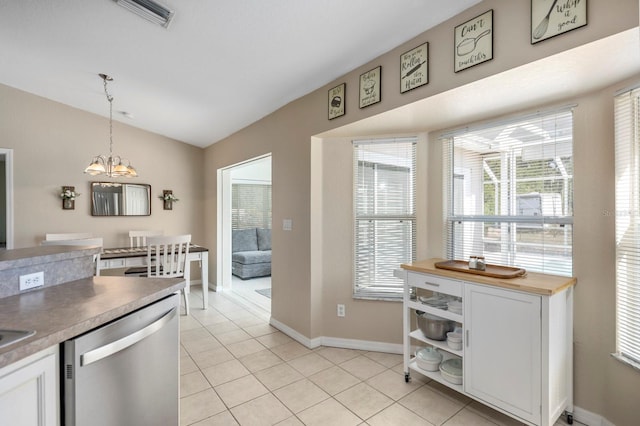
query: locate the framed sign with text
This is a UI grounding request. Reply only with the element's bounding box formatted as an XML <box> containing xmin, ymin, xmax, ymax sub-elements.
<box><xmin>454</xmin><ymin>9</ymin><xmax>493</xmax><ymax>73</ymax></box>
<box><xmin>400</xmin><ymin>42</ymin><xmax>429</xmax><ymax>94</ymax></box>
<box><xmin>328</xmin><ymin>83</ymin><xmax>346</xmax><ymax>120</ymax></box>
<box><xmin>359</xmin><ymin>66</ymin><xmax>381</xmax><ymax>108</ymax></box>
<box><xmin>531</xmin><ymin>0</ymin><xmax>587</xmax><ymax>44</ymax></box>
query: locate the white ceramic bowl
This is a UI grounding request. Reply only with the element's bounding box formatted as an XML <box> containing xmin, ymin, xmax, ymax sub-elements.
<box><xmin>446</xmin><ymin>331</ymin><xmax>463</xmax><ymax>342</ymax></box>
<box><xmin>446</xmin><ymin>338</ymin><xmax>463</xmax><ymax>350</ymax></box>
<box><xmin>415</xmin><ymin>347</ymin><xmax>442</xmax><ymax>371</ymax></box>
<box><xmin>440</xmin><ymin>366</ymin><xmax>463</xmax><ymax>384</ymax></box>
<box><xmin>440</xmin><ymin>358</ymin><xmax>463</xmax><ymax>385</ymax></box>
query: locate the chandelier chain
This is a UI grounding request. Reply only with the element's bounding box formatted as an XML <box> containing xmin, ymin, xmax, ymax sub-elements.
<box><xmin>103</xmin><ymin>77</ymin><xmax>114</xmax><ymax>157</ymax></box>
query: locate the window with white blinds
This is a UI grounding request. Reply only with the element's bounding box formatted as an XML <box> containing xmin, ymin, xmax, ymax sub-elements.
<box><xmin>442</xmin><ymin>108</ymin><xmax>574</xmax><ymax>276</ymax></box>
<box><xmin>353</xmin><ymin>138</ymin><xmax>416</xmax><ymax>298</ymax></box>
<box><xmin>232</xmin><ymin>183</ymin><xmax>272</xmax><ymax>230</ymax></box>
<box><xmin>614</xmin><ymin>87</ymin><xmax>640</xmax><ymax>368</ymax></box>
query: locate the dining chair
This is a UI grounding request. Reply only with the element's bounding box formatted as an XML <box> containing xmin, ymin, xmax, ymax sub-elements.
<box><xmin>146</xmin><ymin>234</ymin><xmax>191</xmax><ymax>315</ymax></box>
<box><xmin>41</xmin><ymin>237</ymin><xmax>103</xmax><ymax>276</ymax></box>
<box><xmin>124</xmin><ymin>230</ymin><xmax>164</xmax><ymax>276</ymax></box>
<box><xmin>129</xmin><ymin>230</ymin><xmax>163</xmax><ymax>248</ymax></box>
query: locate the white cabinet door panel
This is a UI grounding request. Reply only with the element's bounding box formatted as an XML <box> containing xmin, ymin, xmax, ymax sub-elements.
<box><xmin>0</xmin><ymin>347</ymin><xmax>58</xmax><ymax>426</ymax></box>
<box><xmin>464</xmin><ymin>283</ymin><xmax>541</xmax><ymax>425</ymax></box>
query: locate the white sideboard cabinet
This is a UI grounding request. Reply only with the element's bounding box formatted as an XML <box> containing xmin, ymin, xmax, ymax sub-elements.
<box><xmin>0</xmin><ymin>345</ymin><xmax>59</xmax><ymax>426</ymax></box>
<box><xmin>401</xmin><ymin>258</ymin><xmax>576</xmax><ymax>426</ymax></box>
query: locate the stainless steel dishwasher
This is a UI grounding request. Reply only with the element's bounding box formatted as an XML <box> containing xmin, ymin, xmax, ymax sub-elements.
<box><xmin>63</xmin><ymin>293</ymin><xmax>179</xmax><ymax>426</ymax></box>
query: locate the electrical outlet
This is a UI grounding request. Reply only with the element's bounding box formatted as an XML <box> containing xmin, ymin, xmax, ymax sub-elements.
<box><xmin>20</xmin><ymin>272</ymin><xmax>44</xmax><ymax>291</ymax></box>
<box><xmin>337</xmin><ymin>304</ymin><xmax>345</xmax><ymax>317</ymax></box>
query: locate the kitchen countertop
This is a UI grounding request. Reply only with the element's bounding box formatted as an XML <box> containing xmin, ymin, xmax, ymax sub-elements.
<box><xmin>0</xmin><ymin>245</ymin><xmax>99</xmax><ymax>271</ymax></box>
<box><xmin>0</xmin><ymin>275</ymin><xmax>184</xmax><ymax>368</ymax></box>
<box><xmin>401</xmin><ymin>258</ymin><xmax>576</xmax><ymax>295</ymax></box>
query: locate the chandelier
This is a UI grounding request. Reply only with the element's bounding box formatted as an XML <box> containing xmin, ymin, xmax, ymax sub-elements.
<box><xmin>84</xmin><ymin>74</ymin><xmax>138</xmax><ymax>178</ymax></box>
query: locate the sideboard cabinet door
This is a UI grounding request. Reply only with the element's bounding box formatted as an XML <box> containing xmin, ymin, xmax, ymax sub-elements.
<box><xmin>464</xmin><ymin>283</ymin><xmax>541</xmax><ymax>425</ymax></box>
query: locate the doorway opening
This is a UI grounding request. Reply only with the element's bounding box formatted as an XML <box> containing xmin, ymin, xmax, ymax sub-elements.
<box><xmin>217</xmin><ymin>155</ymin><xmax>272</xmax><ymax>317</ymax></box>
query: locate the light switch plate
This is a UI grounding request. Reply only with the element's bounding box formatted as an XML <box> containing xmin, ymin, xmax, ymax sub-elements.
<box><xmin>283</xmin><ymin>219</ymin><xmax>292</xmax><ymax>231</ymax></box>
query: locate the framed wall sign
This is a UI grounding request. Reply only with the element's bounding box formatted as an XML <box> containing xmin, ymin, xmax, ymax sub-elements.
<box><xmin>328</xmin><ymin>83</ymin><xmax>345</xmax><ymax>120</ymax></box>
<box><xmin>400</xmin><ymin>42</ymin><xmax>429</xmax><ymax>93</ymax></box>
<box><xmin>531</xmin><ymin>0</ymin><xmax>587</xmax><ymax>44</ymax></box>
<box><xmin>454</xmin><ymin>9</ymin><xmax>493</xmax><ymax>73</ymax></box>
<box><xmin>359</xmin><ymin>66</ymin><xmax>381</xmax><ymax>108</ymax></box>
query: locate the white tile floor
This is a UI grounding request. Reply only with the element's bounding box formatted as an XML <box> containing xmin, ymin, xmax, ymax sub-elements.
<box><xmin>180</xmin><ymin>287</ymin><xmax>581</xmax><ymax>426</ymax></box>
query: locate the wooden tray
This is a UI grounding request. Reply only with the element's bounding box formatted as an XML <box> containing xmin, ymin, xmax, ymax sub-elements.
<box><xmin>434</xmin><ymin>260</ymin><xmax>526</xmax><ymax>279</ymax></box>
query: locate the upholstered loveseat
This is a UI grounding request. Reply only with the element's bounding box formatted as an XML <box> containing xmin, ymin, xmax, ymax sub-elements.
<box><xmin>232</xmin><ymin>228</ymin><xmax>271</xmax><ymax>279</ymax></box>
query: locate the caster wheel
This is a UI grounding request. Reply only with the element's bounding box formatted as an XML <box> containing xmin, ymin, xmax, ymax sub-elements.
<box><xmin>404</xmin><ymin>373</ymin><xmax>410</xmax><ymax>383</ymax></box>
<box><xmin>567</xmin><ymin>414</ymin><xmax>573</xmax><ymax>424</ymax></box>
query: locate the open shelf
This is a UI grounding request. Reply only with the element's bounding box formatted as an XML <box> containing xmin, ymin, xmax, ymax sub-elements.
<box><xmin>408</xmin><ymin>300</ymin><xmax>462</xmax><ymax>323</ymax></box>
<box><xmin>409</xmin><ymin>329</ymin><xmax>463</xmax><ymax>357</ymax></box>
<box><xmin>408</xmin><ymin>359</ymin><xmax>463</xmax><ymax>393</ymax></box>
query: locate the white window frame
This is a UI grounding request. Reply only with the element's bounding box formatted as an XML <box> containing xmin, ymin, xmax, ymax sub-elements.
<box><xmin>442</xmin><ymin>108</ymin><xmax>574</xmax><ymax>277</ymax></box>
<box><xmin>353</xmin><ymin>138</ymin><xmax>417</xmax><ymax>300</ymax></box>
<box><xmin>614</xmin><ymin>86</ymin><xmax>640</xmax><ymax>369</ymax></box>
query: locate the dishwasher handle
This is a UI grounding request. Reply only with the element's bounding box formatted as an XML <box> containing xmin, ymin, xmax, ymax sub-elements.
<box><xmin>81</xmin><ymin>306</ymin><xmax>177</xmax><ymax>366</ymax></box>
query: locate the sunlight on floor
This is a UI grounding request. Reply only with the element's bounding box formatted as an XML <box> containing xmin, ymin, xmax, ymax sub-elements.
<box><xmin>223</xmin><ymin>275</ymin><xmax>271</xmax><ymax>319</ymax></box>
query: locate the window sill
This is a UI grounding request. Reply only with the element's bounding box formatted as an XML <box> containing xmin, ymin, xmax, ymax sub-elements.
<box><xmin>611</xmin><ymin>352</ymin><xmax>640</xmax><ymax>372</ymax></box>
<box><xmin>352</xmin><ymin>294</ymin><xmax>402</xmax><ymax>302</ymax></box>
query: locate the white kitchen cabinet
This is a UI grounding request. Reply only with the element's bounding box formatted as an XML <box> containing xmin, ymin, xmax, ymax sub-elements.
<box><xmin>464</xmin><ymin>283</ymin><xmax>541</xmax><ymax>424</ymax></box>
<box><xmin>0</xmin><ymin>345</ymin><xmax>59</xmax><ymax>426</ymax></box>
<box><xmin>402</xmin><ymin>259</ymin><xmax>575</xmax><ymax>426</ymax></box>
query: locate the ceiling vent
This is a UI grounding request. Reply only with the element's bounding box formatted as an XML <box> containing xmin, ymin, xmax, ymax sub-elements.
<box><xmin>114</xmin><ymin>0</ymin><xmax>174</xmax><ymax>28</ymax></box>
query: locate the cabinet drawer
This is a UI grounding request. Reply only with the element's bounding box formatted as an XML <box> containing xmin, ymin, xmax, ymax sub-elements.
<box><xmin>407</xmin><ymin>272</ymin><xmax>462</xmax><ymax>297</ymax></box>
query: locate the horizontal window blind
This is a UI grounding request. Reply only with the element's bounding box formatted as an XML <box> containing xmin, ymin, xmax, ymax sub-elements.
<box><xmin>614</xmin><ymin>87</ymin><xmax>640</xmax><ymax>367</ymax></box>
<box><xmin>232</xmin><ymin>183</ymin><xmax>272</xmax><ymax>230</ymax></box>
<box><xmin>442</xmin><ymin>108</ymin><xmax>573</xmax><ymax>276</ymax></box>
<box><xmin>353</xmin><ymin>138</ymin><xmax>416</xmax><ymax>298</ymax></box>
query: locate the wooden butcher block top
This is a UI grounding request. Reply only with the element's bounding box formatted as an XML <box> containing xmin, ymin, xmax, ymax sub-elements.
<box><xmin>401</xmin><ymin>258</ymin><xmax>576</xmax><ymax>296</ymax></box>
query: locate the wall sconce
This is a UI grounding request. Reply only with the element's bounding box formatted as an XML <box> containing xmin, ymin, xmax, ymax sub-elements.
<box><xmin>60</xmin><ymin>186</ymin><xmax>78</xmax><ymax>210</ymax></box>
<box><xmin>159</xmin><ymin>190</ymin><xmax>179</xmax><ymax>210</ymax></box>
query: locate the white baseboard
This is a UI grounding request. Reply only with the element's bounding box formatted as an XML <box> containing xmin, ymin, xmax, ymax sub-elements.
<box><xmin>189</xmin><ymin>279</ymin><xmax>218</xmax><ymax>292</ymax></box>
<box><xmin>572</xmin><ymin>406</ymin><xmax>615</xmax><ymax>426</ymax></box>
<box><xmin>320</xmin><ymin>336</ymin><xmax>403</xmax><ymax>354</ymax></box>
<box><xmin>267</xmin><ymin>320</ymin><xmax>403</xmax><ymax>354</ymax></box>
<box><xmin>269</xmin><ymin>318</ymin><xmax>321</xmax><ymax>348</ymax></box>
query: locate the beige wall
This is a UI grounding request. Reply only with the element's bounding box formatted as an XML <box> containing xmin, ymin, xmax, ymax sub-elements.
<box><xmin>204</xmin><ymin>0</ymin><xmax>640</xmax><ymax>423</ymax></box>
<box><xmin>1</xmin><ymin>0</ymin><xmax>637</xmax><ymax>422</ymax></box>
<box><xmin>0</xmin><ymin>84</ymin><xmax>205</xmax><ymax>252</ymax></box>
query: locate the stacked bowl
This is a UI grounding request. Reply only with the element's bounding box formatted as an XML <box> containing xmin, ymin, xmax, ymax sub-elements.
<box><xmin>446</xmin><ymin>331</ymin><xmax>463</xmax><ymax>350</ymax></box>
<box><xmin>440</xmin><ymin>358</ymin><xmax>463</xmax><ymax>385</ymax></box>
<box><xmin>447</xmin><ymin>299</ymin><xmax>462</xmax><ymax>315</ymax></box>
